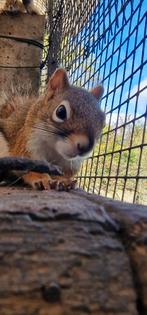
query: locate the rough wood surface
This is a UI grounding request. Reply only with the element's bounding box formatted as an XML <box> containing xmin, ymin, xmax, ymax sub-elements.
<box><xmin>0</xmin><ymin>14</ymin><xmax>45</xmax><ymax>95</ymax></box>
<box><xmin>0</xmin><ymin>187</ymin><xmax>146</xmax><ymax>315</ymax></box>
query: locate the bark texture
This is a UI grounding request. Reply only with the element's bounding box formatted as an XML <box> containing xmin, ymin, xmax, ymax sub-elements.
<box><xmin>0</xmin><ymin>187</ymin><xmax>146</xmax><ymax>315</ymax></box>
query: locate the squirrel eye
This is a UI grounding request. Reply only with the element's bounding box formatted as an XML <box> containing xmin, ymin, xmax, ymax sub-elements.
<box><xmin>52</xmin><ymin>100</ymin><xmax>71</xmax><ymax>123</ymax></box>
<box><xmin>56</xmin><ymin>105</ymin><xmax>67</xmax><ymax>120</ymax></box>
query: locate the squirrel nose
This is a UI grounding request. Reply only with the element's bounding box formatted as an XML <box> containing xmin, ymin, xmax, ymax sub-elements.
<box><xmin>76</xmin><ymin>133</ymin><xmax>94</xmax><ymax>156</ymax></box>
<box><xmin>77</xmin><ymin>142</ymin><xmax>90</xmax><ymax>155</ymax></box>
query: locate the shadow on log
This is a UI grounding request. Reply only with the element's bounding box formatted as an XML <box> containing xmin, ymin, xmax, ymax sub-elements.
<box><xmin>0</xmin><ymin>187</ymin><xmax>146</xmax><ymax>315</ymax></box>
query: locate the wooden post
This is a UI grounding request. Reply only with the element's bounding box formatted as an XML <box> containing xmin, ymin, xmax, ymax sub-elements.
<box><xmin>0</xmin><ymin>14</ymin><xmax>45</xmax><ymax>95</ymax></box>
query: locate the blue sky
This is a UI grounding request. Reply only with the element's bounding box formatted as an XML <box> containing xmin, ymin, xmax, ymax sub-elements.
<box><xmin>66</xmin><ymin>0</ymin><xmax>147</xmax><ymax>125</ymax></box>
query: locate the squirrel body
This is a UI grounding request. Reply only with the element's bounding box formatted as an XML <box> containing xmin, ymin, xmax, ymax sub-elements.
<box><xmin>0</xmin><ymin>0</ymin><xmax>41</xmax><ymax>15</ymax></box>
<box><xmin>0</xmin><ymin>68</ymin><xmax>105</xmax><ymax>190</ymax></box>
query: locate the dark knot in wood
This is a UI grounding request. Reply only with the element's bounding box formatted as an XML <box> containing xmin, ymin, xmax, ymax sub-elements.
<box><xmin>42</xmin><ymin>282</ymin><xmax>61</xmax><ymax>303</ymax></box>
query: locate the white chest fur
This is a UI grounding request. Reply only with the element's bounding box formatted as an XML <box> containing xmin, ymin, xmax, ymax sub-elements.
<box><xmin>27</xmin><ymin>128</ymin><xmax>82</xmax><ymax>174</ymax></box>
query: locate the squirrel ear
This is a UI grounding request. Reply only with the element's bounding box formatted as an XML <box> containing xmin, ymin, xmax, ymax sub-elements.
<box><xmin>48</xmin><ymin>68</ymin><xmax>70</xmax><ymax>94</ymax></box>
<box><xmin>90</xmin><ymin>85</ymin><xmax>104</xmax><ymax>100</ymax></box>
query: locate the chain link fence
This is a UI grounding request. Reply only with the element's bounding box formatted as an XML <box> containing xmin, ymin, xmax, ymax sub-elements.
<box><xmin>41</xmin><ymin>0</ymin><xmax>147</xmax><ymax>205</ymax></box>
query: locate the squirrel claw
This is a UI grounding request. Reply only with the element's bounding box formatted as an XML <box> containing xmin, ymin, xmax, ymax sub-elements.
<box><xmin>49</xmin><ymin>178</ymin><xmax>77</xmax><ymax>192</ymax></box>
<box><xmin>34</xmin><ymin>180</ymin><xmax>48</xmax><ymax>190</ymax></box>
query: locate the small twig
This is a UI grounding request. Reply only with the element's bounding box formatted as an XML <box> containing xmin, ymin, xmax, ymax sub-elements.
<box><xmin>0</xmin><ymin>157</ymin><xmax>62</xmax><ymax>182</ymax></box>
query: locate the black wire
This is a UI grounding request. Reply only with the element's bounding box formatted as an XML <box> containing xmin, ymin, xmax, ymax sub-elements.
<box><xmin>0</xmin><ymin>35</ymin><xmax>44</xmax><ymax>49</ymax></box>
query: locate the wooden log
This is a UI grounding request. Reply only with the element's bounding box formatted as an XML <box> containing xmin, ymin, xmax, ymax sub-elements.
<box><xmin>0</xmin><ymin>14</ymin><xmax>45</xmax><ymax>95</ymax></box>
<box><xmin>0</xmin><ymin>186</ymin><xmax>147</xmax><ymax>315</ymax></box>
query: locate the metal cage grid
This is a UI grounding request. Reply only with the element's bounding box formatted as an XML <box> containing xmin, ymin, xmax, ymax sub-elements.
<box><xmin>42</xmin><ymin>0</ymin><xmax>147</xmax><ymax>204</ymax></box>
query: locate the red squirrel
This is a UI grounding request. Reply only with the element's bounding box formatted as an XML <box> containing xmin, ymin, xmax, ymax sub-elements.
<box><xmin>0</xmin><ymin>68</ymin><xmax>105</xmax><ymax>190</ymax></box>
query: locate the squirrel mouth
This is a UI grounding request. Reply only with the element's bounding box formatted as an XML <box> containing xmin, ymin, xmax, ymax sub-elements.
<box><xmin>55</xmin><ymin>137</ymin><xmax>93</xmax><ymax>161</ymax></box>
<box><xmin>59</xmin><ymin>150</ymin><xmax>91</xmax><ymax>161</ymax></box>
<box><xmin>60</xmin><ymin>152</ymin><xmax>81</xmax><ymax>161</ymax></box>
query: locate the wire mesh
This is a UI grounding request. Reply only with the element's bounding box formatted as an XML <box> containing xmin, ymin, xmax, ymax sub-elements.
<box><xmin>42</xmin><ymin>0</ymin><xmax>147</xmax><ymax>205</ymax></box>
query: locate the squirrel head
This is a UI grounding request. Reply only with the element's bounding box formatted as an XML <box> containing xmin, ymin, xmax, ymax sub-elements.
<box><xmin>30</xmin><ymin>68</ymin><xmax>105</xmax><ymax>169</ymax></box>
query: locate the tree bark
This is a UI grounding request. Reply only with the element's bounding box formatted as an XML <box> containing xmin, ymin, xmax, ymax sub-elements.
<box><xmin>0</xmin><ymin>186</ymin><xmax>146</xmax><ymax>315</ymax></box>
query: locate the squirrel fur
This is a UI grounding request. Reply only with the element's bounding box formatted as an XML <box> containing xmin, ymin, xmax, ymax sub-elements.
<box><xmin>0</xmin><ymin>68</ymin><xmax>105</xmax><ymax>190</ymax></box>
<box><xmin>0</xmin><ymin>0</ymin><xmax>41</xmax><ymax>15</ymax></box>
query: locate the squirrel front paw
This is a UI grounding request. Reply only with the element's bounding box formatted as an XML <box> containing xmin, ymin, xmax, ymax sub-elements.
<box><xmin>23</xmin><ymin>172</ymin><xmax>51</xmax><ymax>190</ymax></box>
<box><xmin>22</xmin><ymin>172</ymin><xmax>77</xmax><ymax>191</ymax></box>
